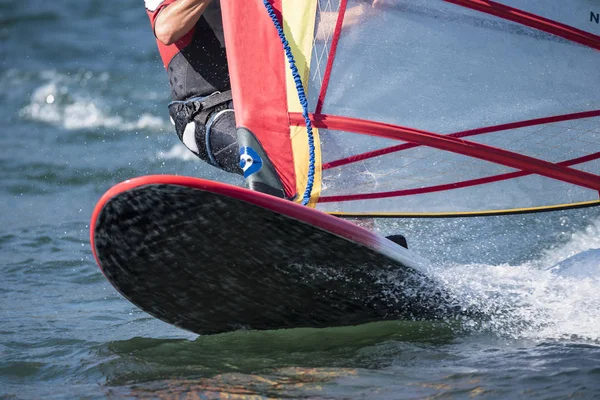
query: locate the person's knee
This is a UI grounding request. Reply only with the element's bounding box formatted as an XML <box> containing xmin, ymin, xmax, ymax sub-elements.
<box><xmin>169</xmin><ymin>102</ymin><xmax>241</xmax><ymax>175</ymax></box>
<box><xmin>206</xmin><ymin>109</ymin><xmax>241</xmax><ymax>175</ymax></box>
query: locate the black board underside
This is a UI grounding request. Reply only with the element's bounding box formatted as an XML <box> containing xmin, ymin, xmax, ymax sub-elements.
<box><xmin>94</xmin><ymin>184</ymin><xmax>459</xmax><ymax>335</ymax></box>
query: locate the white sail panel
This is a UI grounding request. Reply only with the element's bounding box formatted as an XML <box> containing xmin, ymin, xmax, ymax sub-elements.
<box><xmin>304</xmin><ymin>0</ymin><xmax>599</xmax><ymax>215</ymax></box>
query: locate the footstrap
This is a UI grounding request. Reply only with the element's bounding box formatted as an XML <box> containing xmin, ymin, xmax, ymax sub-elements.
<box><xmin>195</xmin><ymin>91</ymin><xmax>233</xmax><ymax>125</ymax></box>
<box><xmin>168</xmin><ymin>90</ymin><xmax>233</xmax><ymax>125</ymax></box>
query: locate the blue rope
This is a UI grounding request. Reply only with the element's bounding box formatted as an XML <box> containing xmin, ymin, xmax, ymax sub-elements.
<box><xmin>262</xmin><ymin>0</ymin><xmax>316</xmax><ymax>206</ymax></box>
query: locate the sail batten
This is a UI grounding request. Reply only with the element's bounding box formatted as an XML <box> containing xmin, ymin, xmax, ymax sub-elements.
<box><xmin>289</xmin><ymin>113</ymin><xmax>600</xmax><ymax>192</ymax></box>
<box><xmin>443</xmin><ymin>0</ymin><xmax>600</xmax><ymax>50</ymax></box>
<box><xmin>319</xmin><ymin>152</ymin><xmax>600</xmax><ymax>203</ymax></box>
<box><xmin>314</xmin><ymin>110</ymin><xmax>600</xmax><ymax>170</ymax></box>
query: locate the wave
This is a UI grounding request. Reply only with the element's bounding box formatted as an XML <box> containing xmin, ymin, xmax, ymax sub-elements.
<box><xmin>156</xmin><ymin>143</ymin><xmax>201</xmax><ymax>162</ymax></box>
<box><xmin>432</xmin><ymin>217</ymin><xmax>600</xmax><ymax>342</ymax></box>
<box><xmin>16</xmin><ymin>70</ymin><xmax>168</xmax><ymax>132</ymax></box>
<box><xmin>538</xmin><ymin>217</ymin><xmax>600</xmax><ymax>268</ymax></box>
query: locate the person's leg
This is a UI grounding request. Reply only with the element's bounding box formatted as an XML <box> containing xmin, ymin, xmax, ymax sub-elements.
<box><xmin>204</xmin><ymin>104</ymin><xmax>240</xmax><ymax>174</ymax></box>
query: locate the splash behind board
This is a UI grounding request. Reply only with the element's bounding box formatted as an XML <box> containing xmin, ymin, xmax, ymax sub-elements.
<box><xmin>91</xmin><ymin>176</ymin><xmax>459</xmax><ymax>335</ymax></box>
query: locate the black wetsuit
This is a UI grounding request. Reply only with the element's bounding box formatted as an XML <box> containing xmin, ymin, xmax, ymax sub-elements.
<box><xmin>145</xmin><ymin>0</ymin><xmax>240</xmax><ymax>174</ymax></box>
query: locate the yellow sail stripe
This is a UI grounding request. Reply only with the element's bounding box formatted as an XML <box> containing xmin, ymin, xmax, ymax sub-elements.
<box><xmin>282</xmin><ymin>0</ymin><xmax>322</xmax><ymax>207</ymax></box>
<box><xmin>326</xmin><ymin>200</ymin><xmax>600</xmax><ymax>218</ymax></box>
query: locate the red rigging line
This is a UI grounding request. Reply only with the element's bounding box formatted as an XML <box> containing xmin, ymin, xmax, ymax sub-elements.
<box><xmin>319</xmin><ymin>110</ymin><xmax>600</xmax><ymax>170</ymax></box>
<box><xmin>288</xmin><ymin>113</ymin><xmax>600</xmax><ymax>191</ymax></box>
<box><xmin>318</xmin><ymin>153</ymin><xmax>600</xmax><ymax>203</ymax></box>
<box><xmin>443</xmin><ymin>0</ymin><xmax>600</xmax><ymax>51</ymax></box>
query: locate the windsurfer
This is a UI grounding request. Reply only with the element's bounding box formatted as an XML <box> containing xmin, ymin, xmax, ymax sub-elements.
<box><xmin>145</xmin><ymin>0</ymin><xmax>240</xmax><ymax>174</ymax></box>
<box><xmin>145</xmin><ymin>0</ymin><xmax>381</xmax><ymax>178</ymax></box>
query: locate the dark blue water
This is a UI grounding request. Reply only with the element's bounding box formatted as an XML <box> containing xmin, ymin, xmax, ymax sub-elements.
<box><xmin>1</xmin><ymin>1</ymin><xmax>600</xmax><ymax>398</ymax></box>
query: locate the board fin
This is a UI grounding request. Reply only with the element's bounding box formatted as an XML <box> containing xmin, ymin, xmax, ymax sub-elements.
<box><xmin>386</xmin><ymin>235</ymin><xmax>408</xmax><ymax>249</ymax></box>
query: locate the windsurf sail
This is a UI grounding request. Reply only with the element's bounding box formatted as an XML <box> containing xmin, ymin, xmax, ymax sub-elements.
<box><xmin>221</xmin><ymin>0</ymin><xmax>600</xmax><ymax>217</ymax></box>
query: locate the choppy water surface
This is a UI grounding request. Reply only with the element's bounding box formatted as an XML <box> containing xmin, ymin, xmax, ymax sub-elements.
<box><xmin>1</xmin><ymin>1</ymin><xmax>599</xmax><ymax>398</ymax></box>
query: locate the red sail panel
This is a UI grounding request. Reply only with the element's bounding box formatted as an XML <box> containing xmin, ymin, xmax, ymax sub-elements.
<box><xmin>221</xmin><ymin>0</ymin><xmax>296</xmax><ymax>198</ymax></box>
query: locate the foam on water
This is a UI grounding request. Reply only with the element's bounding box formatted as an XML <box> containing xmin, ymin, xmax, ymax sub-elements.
<box><xmin>431</xmin><ymin>217</ymin><xmax>600</xmax><ymax>342</ymax></box>
<box><xmin>537</xmin><ymin>217</ymin><xmax>600</xmax><ymax>268</ymax></box>
<box><xmin>156</xmin><ymin>143</ymin><xmax>201</xmax><ymax>162</ymax></box>
<box><xmin>18</xmin><ymin>70</ymin><xmax>167</xmax><ymax>131</ymax></box>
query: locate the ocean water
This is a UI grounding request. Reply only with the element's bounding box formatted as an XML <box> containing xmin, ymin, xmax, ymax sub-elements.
<box><xmin>1</xmin><ymin>1</ymin><xmax>600</xmax><ymax>399</ymax></box>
